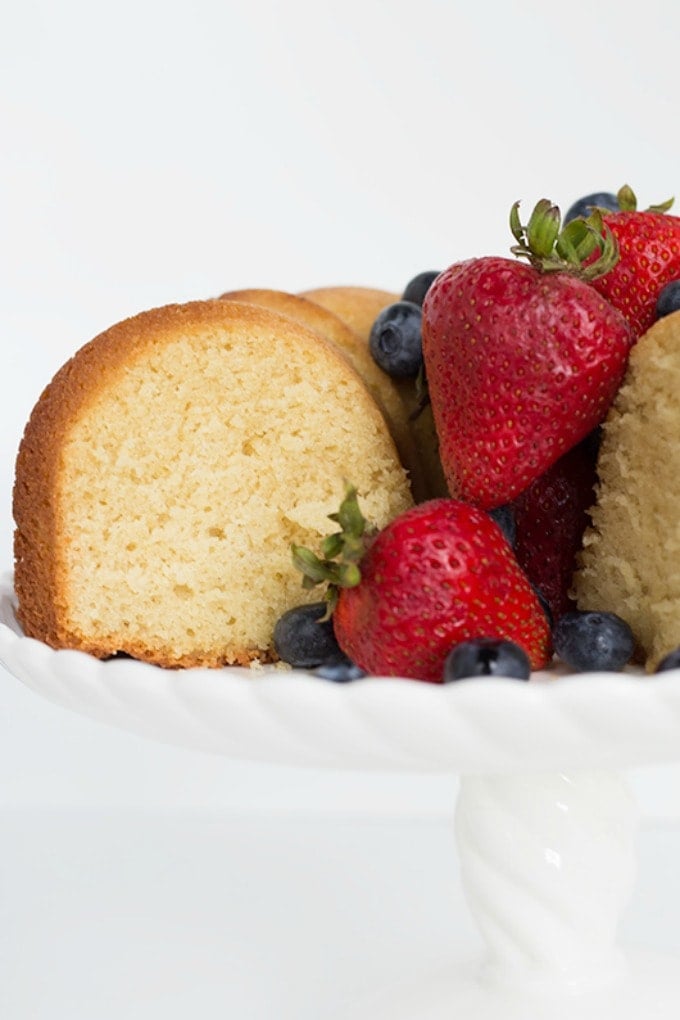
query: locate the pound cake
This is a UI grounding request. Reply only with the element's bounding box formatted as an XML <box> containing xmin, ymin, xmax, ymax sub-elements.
<box><xmin>218</xmin><ymin>287</ymin><xmax>430</xmax><ymax>499</ymax></box>
<box><xmin>13</xmin><ymin>300</ymin><xmax>412</xmax><ymax>667</ymax></box>
<box><xmin>300</xmin><ymin>284</ymin><xmax>448</xmax><ymax>499</ymax></box>
<box><xmin>574</xmin><ymin>310</ymin><xmax>680</xmax><ymax>669</ymax></box>
<box><xmin>298</xmin><ymin>285</ymin><xmax>400</xmax><ymax>341</ymax></box>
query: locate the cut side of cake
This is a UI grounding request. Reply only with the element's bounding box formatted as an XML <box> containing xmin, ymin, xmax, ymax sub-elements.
<box><xmin>574</xmin><ymin>310</ymin><xmax>680</xmax><ymax>669</ymax></box>
<box><xmin>13</xmin><ymin>300</ymin><xmax>412</xmax><ymax>668</ymax></box>
<box><xmin>298</xmin><ymin>284</ymin><xmax>448</xmax><ymax>500</ymax></box>
<box><xmin>218</xmin><ymin>287</ymin><xmax>431</xmax><ymax>500</ymax></box>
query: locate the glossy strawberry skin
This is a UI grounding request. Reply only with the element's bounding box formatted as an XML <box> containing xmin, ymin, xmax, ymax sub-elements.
<box><xmin>333</xmin><ymin>499</ymin><xmax>551</xmax><ymax>682</ymax></box>
<box><xmin>591</xmin><ymin>210</ymin><xmax>680</xmax><ymax>338</ymax></box>
<box><xmin>511</xmin><ymin>434</ymin><xmax>598</xmax><ymax>623</ymax></box>
<box><xmin>422</xmin><ymin>257</ymin><xmax>633</xmax><ymax>509</ymax></box>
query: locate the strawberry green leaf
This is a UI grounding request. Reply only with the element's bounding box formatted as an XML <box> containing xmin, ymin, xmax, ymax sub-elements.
<box><xmin>616</xmin><ymin>184</ymin><xmax>638</xmax><ymax>212</ymax></box>
<box><xmin>321</xmin><ymin>532</ymin><xmax>345</xmax><ymax>560</ymax></box>
<box><xmin>526</xmin><ymin>199</ymin><xmax>560</xmax><ymax>259</ymax></box>
<box><xmin>555</xmin><ymin>218</ymin><xmax>599</xmax><ymax>263</ymax></box>
<box><xmin>510</xmin><ymin>197</ymin><xmax>619</xmax><ymax>280</ymax></box>
<box><xmin>327</xmin><ymin>485</ymin><xmax>366</xmax><ymax>551</ymax></box>
<box><xmin>614</xmin><ymin>184</ymin><xmax>674</xmax><ymax>215</ymax></box>
<box><xmin>509</xmin><ymin>201</ymin><xmax>525</xmax><ymax>246</ymax></box>
<box><xmin>337</xmin><ymin>562</ymin><xmax>362</xmax><ymax>587</ymax></box>
<box><xmin>291</xmin><ymin>484</ymin><xmax>372</xmax><ymax>607</ymax></box>
<box><xmin>648</xmin><ymin>197</ymin><xmax>675</xmax><ymax>214</ymax></box>
<box><xmin>291</xmin><ymin>545</ymin><xmax>334</xmax><ymax>585</ymax></box>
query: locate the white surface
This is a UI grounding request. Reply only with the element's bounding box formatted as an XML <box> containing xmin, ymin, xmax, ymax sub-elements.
<box><xmin>0</xmin><ymin>809</ymin><xmax>678</xmax><ymax>1020</ymax></box>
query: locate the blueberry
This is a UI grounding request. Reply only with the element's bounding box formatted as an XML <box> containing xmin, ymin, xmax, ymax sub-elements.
<box><xmin>313</xmin><ymin>656</ymin><xmax>366</xmax><ymax>682</ymax></box>
<box><xmin>443</xmin><ymin>638</ymin><xmax>531</xmax><ymax>682</ymax></box>
<box><xmin>402</xmin><ymin>270</ymin><xmax>440</xmax><ymax>307</ymax></box>
<box><xmin>656</xmin><ymin>280</ymin><xmax>680</xmax><ymax>319</ymax></box>
<box><xmin>654</xmin><ymin>647</ymin><xmax>680</xmax><ymax>672</ymax></box>
<box><xmin>273</xmin><ymin>602</ymin><xmax>341</xmax><ymax>668</ymax></box>
<box><xmin>488</xmin><ymin>504</ymin><xmax>516</xmax><ymax>547</ymax></box>
<box><xmin>369</xmin><ymin>301</ymin><xmax>423</xmax><ymax>378</ymax></box>
<box><xmin>563</xmin><ymin>191</ymin><xmax>619</xmax><ymax>224</ymax></box>
<box><xmin>552</xmin><ymin>610</ymin><xmax>634</xmax><ymax>671</ymax></box>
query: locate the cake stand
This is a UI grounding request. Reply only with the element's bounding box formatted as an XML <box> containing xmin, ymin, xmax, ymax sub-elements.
<box><xmin>2</xmin><ymin>574</ymin><xmax>680</xmax><ymax>1019</ymax></box>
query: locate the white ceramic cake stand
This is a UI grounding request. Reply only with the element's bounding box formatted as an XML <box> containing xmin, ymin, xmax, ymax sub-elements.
<box><xmin>2</xmin><ymin>574</ymin><xmax>680</xmax><ymax>1019</ymax></box>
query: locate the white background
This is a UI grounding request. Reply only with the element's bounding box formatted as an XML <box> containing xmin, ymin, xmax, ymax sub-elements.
<box><xmin>2</xmin><ymin>3</ymin><xmax>680</xmax><ymax>1015</ymax></box>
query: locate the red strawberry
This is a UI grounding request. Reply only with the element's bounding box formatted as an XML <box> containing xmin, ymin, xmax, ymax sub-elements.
<box><xmin>293</xmin><ymin>488</ymin><xmax>551</xmax><ymax>682</ymax></box>
<box><xmin>511</xmin><ymin>432</ymin><xmax>599</xmax><ymax>622</ymax></box>
<box><xmin>587</xmin><ymin>186</ymin><xmax>680</xmax><ymax>339</ymax></box>
<box><xmin>422</xmin><ymin>199</ymin><xmax>634</xmax><ymax>509</ymax></box>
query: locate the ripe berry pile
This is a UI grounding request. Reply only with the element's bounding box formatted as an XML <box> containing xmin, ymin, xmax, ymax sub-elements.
<box><xmin>280</xmin><ymin>187</ymin><xmax>680</xmax><ymax>683</ymax></box>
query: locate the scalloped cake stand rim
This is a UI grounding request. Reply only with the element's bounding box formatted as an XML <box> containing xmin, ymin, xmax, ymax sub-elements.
<box><xmin>2</xmin><ymin>573</ymin><xmax>680</xmax><ymax>775</ymax></box>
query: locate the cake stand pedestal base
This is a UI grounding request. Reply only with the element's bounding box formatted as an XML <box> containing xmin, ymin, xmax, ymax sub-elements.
<box><xmin>342</xmin><ymin>950</ymin><xmax>680</xmax><ymax>1020</ymax></box>
<box><xmin>343</xmin><ymin>768</ymin><xmax>674</xmax><ymax>1020</ymax></box>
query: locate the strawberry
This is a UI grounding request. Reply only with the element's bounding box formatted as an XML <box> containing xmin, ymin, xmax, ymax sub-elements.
<box><xmin>421</xmin><ymin>199</ymin><xmax>634</xmax><ymax>509</ymax></box>
<box><xmin>585</xmin><ymin>185</ymin><xmax>680</xmax><ymax>339</ymax></box>
<box><xmin>511</xmin><ymin>432</ymin><xmax>599</xmax><ymax>623</ymax></box>
<box><xmin>292</xmin><ymin>487</ymin><xmax>551</xmax><ymax>682</ymax></box>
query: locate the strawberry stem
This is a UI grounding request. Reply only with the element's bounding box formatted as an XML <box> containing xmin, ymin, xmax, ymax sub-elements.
<box><xmin>510</xmin><ymin>198</ymin><xmax>620</xmax><ymax>281</ymax></box>
<box><xmin>291</xmin><ymin>484</ymin><xmax>372</xmax><ymax>610</ymax></box>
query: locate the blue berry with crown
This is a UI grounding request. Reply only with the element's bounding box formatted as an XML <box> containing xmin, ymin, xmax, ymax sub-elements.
<box><xmin>552</xmin><ymin>611</ymin><xmax>634</xmax><ymax>672</ymax></box>
<box><xmin>369</xmin><ymin>301</ymin><xmax>423</xmax><ymax>378</ymax></box>
<box><xmin>273</xmin><ymin>602</ymin><xmax>341</xmax><ymax>668</ymax></box>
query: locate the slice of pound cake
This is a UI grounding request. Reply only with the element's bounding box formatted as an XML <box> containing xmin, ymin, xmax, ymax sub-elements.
<box><xmin>299</xmin><ymin>284</ymin><xmax>448</xmax><ymax>500</ymax></box>
<box><xmin>13</xmin><ymin>300</ymin><xmax>412</xmax><ymax>667</ymax></box>
<box><xmin>218</xmin><ymin>287</ymin><xmax>428</xmax><ymax>498</ymax></box>
<box><xmin>574</xmin><ymin>310</ymin><xmax>680</xmax><ymax>669</ymax></box>
<box><xmin>297</xmin><ymin>285</ymin><xmax>400</xmax><ymax>341</ymax></box>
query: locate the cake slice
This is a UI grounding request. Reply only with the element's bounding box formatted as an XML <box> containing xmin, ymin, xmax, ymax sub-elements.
<box><xmin>300</xmin><ymin>284</ymin><xmax>448</xmax><ymax>499</ymax></box>
<box><xmin>13</xmin><ymin>300</ymin><xmax>412</xmax><ymax>667</ymax></box>
<box><xmin>297</xmin><ymin>285</ymin><xmax>400</xmax><ymax>340</ymax></box>
<box><xmin>574</xmin><ymin>310</ymin><xmax>680</xmax><ymax>669</ymax></box>
<box><xmin>219</xmin><ymin>287</ymin><xmax>433</xmax><ymax>501</ymax></box>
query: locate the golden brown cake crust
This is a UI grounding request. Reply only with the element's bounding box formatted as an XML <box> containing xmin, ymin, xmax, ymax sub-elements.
<box><xmin>13</xmin><ymin>302</ymin><xmax>261</xmax><ymax>663</ymax></box>
<box><xmin>14</xmin><ymin>300</ymin><xmax>412</xmax><ymax>668</ymax></box>
<box><xmin>298</xmin><ymin>285</ymin><xmax>400</xmax><ymax>341</ymax></box>
<box><xmin>220</xmin><ymin>288</ymin><xmax>371</xmax><ymax>360</ymax></box>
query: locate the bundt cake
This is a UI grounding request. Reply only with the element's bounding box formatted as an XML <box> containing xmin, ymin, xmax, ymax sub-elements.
<box><xmin>299</xmin><ymin>285</ymin><xmax>448</xmax><ymax>499</ymax></box>
<box><xmin>574</xmin><ymin>310</ymin><xmax>680</xmax><ymax>669</ymax></box>
<box><xmin>297</xmin><ymin>285</ymin><xmax>400</xmax><ymax>341</ymax></box>
<box><xmin>13</xmin><ymin>300</ymin><xmax>413</xmax><ymax>667</ymax></box>
<box><xmin>218</xmin><ymin>287</ymin><xmax>430</xmax><ymax>500</ymax></box>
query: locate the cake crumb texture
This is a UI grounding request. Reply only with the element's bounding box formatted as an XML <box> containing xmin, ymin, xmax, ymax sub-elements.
<box><xmin>218</xmin><ymin>286</ymin><xmax>432</xmax><ymax>499</ymax></box>
<box><xmin>299</xmin><ymin>285</ymin><xmax>448</xmax><ymax>500</ymax></box>
<box><xmin>574</xmin><ymin>311</ymin><xmax>680</xmax><ymax>669</ymax></box>
<box><xmin>13</xmin><ymin>300</ymin><xmax>412</xmax><ymax>668</ymax></box>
